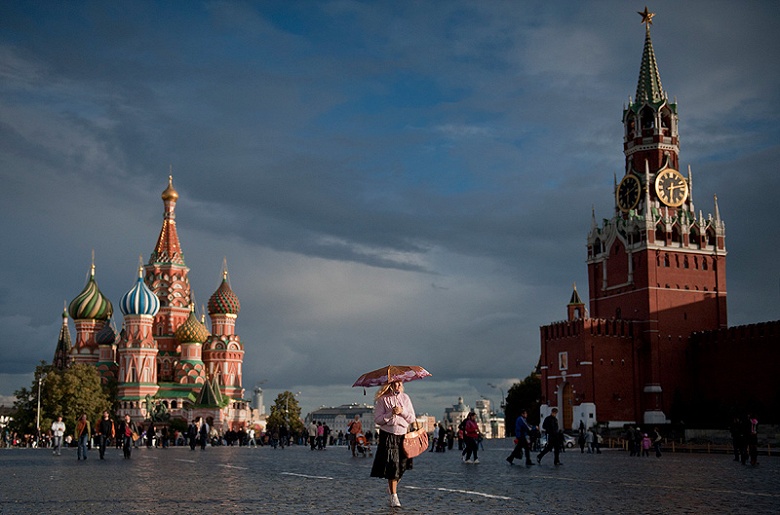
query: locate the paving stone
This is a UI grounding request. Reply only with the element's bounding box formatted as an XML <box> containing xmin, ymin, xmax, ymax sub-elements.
<box><xmin>1</xmin><ymin>440</ymin><xmax>778</xmax><ymax>514</ymax></box>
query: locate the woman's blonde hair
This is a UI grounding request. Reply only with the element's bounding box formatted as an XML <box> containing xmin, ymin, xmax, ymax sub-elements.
<box><xmin>375</xmin><ymin>381</ymin><xmax>402</xmax><ymax>401</ymax></box>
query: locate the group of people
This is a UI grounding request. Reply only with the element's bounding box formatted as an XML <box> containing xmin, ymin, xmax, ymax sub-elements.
<box><xmin>730</xmin><ymin>413</ymin><xmax>759</xmax><ymax>466</ymax></box>
<box><xmin>625</xmin><ymin>425</ymin><xmax>662</xmax><ymax>458</ymax></box>
<box><xmin>48</xmin><ymin>412</ymin><xmax>218</xmax><ymax>460</ymax></box>
<box><xmin>306</xmin><ymin>420</ymin><xmax>332</xmax><ymax>450</ymax></box>
<box><xmin>52</xmin><ymin>412</ymin><xmax>141</xmax><ymax>460</ymax></box>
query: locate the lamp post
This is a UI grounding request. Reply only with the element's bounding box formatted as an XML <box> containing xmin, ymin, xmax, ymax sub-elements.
<box><xmin>487</xmin><ymin>382</ymin><xmax>505</xmax><ymax>411</ymax></box>
<box><xmin>36</xmin><ymin>373</ymin><xmax>48</xmax><ymax>446</ymax></box>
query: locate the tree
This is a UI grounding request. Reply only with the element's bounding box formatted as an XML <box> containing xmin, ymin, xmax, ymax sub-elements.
<box><xmin>11</xmin><ymin>362</ymin><xmax>112</xmax><ymax>437</ymax></box>
<box><xmin>265</xmin><ymin>391</ymin><xmax>304</xmax><ymax>435</ymax></box>
<box><xmin>504</xmin><ymin>372</ymin><xmax>541</xmax><ymax>435</ymax></box>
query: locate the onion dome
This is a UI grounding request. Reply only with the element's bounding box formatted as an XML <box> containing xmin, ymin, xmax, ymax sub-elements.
<box><xmin>120</xmin><ymin>266</ymin><xmax>160</xmax><ymax>317</ymax></box>
<box><xmin>69</xmin><ymin>264</ymin><xmax>114</xmax><ymax>320</ymax></box>
<box><xmin>175</xmin><ymin>306</ymin><xmax>210</xmax><ymax>343</ymax></box>
<box><xmin>161</xmin><ymin>174</ymin><xmax>179</xmax><ymax>201</ymax></box>
<box><xmin>95</xmin><ymin>318</ymin><xmax>118</xmax><ymax>346</ymax></box>
<box><xmin>208</xmin><ymin>269</ymin><xmax>241</xmax><ymax>315</ymax></box>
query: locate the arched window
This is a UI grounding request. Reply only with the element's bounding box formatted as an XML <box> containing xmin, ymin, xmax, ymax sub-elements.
<box><xmin>641</xmin><ymin>105</ymin><xmax>655</xmax><ymax>131</ymax></box>
<box><xmin>656</xmin><ymin>226</ymin><xmax>665</xmax><ymax>244</ymax></box>
<box><xmin>664</xmin><ymin>254</ymin><xmax>670</xmax><ymax>267</ymax></box>
<box><xmin>702</xmin><ymin>257</ymin><xmax>708</xmax><ymax>271</ymax></box>
<box><xmin>684</xmin><ymin>256</ymin><xmax>689</xmax><ymax>269</ymax></box>
<box><xmin>671</xmin><ymin>226</ymin><xmax>682</xmax><ymax>245</ymax></box>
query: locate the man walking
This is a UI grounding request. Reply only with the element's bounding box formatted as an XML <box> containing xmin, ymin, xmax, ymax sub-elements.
<box><xmin>198</xmin><ymin>417</ymin><xmax>210</xmax><ymax>450</ymax></box>
<box><xmin>537</xmin><ymin>407</ymin><xmax>562</xmax><ymax>466</ymax></box>
<box><xmin>75</xmin><ymin>414</ymin><xmax>91</xmax><ymax>461</ymax></box>
<box><xmin>506</xmin><ymin>409</ymin><xmax>535</xmax><ymax>466</ymax></box>
<box><xmin>96</xmin><ymin>411</ymin><xmax>115</xmax><ymax>460</ymax></box>
<box><xmin>306</xmin><ymin>421</ymin><xmax>315</xmax><ymax>450</ymax></box>
<box><xmin>51</xmin><ymin>416</ymin><xmax>65</xmax><ymax>456</ymax></box>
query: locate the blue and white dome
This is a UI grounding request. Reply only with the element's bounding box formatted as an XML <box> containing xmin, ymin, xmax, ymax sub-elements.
<box><xmin>120</xmin><ymin>267</ymin><xmax>160</xmax><ymax>317</ymax></box>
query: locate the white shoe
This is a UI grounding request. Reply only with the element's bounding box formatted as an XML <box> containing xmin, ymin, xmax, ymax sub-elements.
<box><xmin>473</xmin><ymin>459</ymin><xmax>480</xmax><ymax>464</ymax></box>
<box><xmin>462</xmin><ymin>455</ymin><xmax>468</xmax><ymax>462</ymax></box>
<box><xmin>390</xmin><ymin>494</ymin><xmax>401</xmax><ymax>507</ymax></box>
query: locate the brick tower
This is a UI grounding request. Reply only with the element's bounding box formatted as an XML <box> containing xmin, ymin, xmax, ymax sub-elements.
<box><xmin>540</xmin><ymin>9</ymin><xmax>727</xmax><ymax>428</ymax></box>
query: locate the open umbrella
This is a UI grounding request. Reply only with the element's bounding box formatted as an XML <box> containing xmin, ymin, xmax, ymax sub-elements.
<box><xmin>352</xmin><ymin>365</ymin><xmax>431</xmax><ymax>388</ymax></box>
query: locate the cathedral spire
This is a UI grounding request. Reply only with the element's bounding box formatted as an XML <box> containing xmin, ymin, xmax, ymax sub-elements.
<box><xmin>53</xmin><ymin>303</ymin><xmax>72</xmax><ymax>370</ymax></box>
<box><xmin>150</xmin><ymin>175</ymin><xmax>185</xmax><ymax>266</ymax></box>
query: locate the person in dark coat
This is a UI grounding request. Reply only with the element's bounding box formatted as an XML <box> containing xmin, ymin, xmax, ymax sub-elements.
<box><xmin>506</xmin><ymin>409</ymin><xmax>535</xmax><ymax>466</ymax></box>
<box><xmin>536</xmin><ymin>407</ymin><xmax>562</xmax><ymax>465</ymax></box>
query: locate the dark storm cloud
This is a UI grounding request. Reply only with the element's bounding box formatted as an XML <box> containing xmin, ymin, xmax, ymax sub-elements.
<box><xmin>0</xmin><ymin>0</ymin><xmax>778</xmax><ymax>416</ymax></box>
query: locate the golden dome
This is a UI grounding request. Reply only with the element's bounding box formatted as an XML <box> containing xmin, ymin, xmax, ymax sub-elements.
<box><xmin>161</xmin><ymin>175</ymin><xmax>179</xmax><ymax>201</ymax></box>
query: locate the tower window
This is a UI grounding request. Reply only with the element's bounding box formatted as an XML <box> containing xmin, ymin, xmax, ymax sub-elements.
<box><xmin>684</xmin><ymin>256</ymin><xmax>689</xmax><ymax>269</ymax></box>
<box><xmin>702</xmin><ymin>258</ymin><xmax>708</xmax><ymax>271</ymax></box>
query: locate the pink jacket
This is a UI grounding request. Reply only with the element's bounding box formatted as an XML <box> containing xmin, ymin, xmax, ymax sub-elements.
<box><xmin>374</xmin><ymin>391</ymin><xmax>416</xmax><ymax>435</ymax></box>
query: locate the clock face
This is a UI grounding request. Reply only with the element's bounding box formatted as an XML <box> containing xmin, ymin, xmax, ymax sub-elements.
<box><xmin>617</xmin><ymin>174</ymin><xmax>641</xmax><ymax>212</ymax></box>
<box><xmin>654</xmin><ymin>168</ymin><xmax>688</xmax><ymax>207</ymax></box>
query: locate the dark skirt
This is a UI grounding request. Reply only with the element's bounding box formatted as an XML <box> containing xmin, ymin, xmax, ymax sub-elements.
<box><xmin>370</xmin><ymin>430</ymin><xmax>413</xmax><ymax>480</ymax></box>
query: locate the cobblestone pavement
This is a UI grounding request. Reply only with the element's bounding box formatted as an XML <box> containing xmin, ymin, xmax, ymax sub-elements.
<box><xmin>1</xmin><ymin>440</ymin><xmax>778</xmax><ymax>514</ymax></box>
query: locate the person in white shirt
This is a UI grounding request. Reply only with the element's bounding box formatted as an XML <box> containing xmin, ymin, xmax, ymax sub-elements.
<box><xmin>51</xmin><ymin>416</ymin><xmax>66</xmax><ymax>456</ymax></box>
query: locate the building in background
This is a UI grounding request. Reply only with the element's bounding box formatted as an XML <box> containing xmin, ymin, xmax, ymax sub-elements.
<box><xmin>305</xmin><ymin>403</ymin><xmax>375</xmax><ymax>438</ymax></box>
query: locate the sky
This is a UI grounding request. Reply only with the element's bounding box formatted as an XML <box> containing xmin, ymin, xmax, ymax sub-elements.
<box><xmin>1</xmin><ymin>1</ymin><xmax>778</xmax><ymax>419</ymax></box>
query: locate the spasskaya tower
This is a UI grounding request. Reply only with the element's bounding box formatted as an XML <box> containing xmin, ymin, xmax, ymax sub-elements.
<box><xmin>540</xmin><ymin>8</ymin><xmax>727</xmax><ymax>429</ymax></box>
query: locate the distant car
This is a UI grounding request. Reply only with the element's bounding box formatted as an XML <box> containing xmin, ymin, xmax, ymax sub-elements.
<box><xmin>539</xmin><ymin>433</ymin><xmax>576</xmax><ymax>448</ymax></box>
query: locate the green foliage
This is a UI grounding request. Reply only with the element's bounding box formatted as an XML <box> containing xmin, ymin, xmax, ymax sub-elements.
<box><xmin>265</xmin><ymin>391</ymin><xmax>304</xmax><ymax>434</ymax></box>
<box><xmin>11</xmin><ymin>362</ymin><xmax>112</xmax><ymax>436</ymax></box>
<box><xmin>504</xmin><ymin>372</ymin><xmax>542</xmax><ymax>434</ymax></box>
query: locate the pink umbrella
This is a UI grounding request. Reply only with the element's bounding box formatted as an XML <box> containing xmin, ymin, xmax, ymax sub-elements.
<box><xmin>352</xmin><ymin>365</ymin><xmax>431</xmax><ymax>388</ymax></box>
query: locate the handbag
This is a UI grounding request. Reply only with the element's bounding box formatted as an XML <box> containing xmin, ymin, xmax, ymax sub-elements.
<box><xmin>131</xmin><ymin>431</ymin><xmax>139</xmax><ymax>442</ymax></box>
<box><xmin>402</xmin><ymin>423</ymin><xmax>429</xmax><ymax>459</ymax></box>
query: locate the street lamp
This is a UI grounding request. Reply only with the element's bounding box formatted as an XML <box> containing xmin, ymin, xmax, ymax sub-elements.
<box><xmin>36</xmin><ymin>373</ymin><xmax>48</xmax><ymax>446</ymax></box>
<box><xmin>487</xmin><ymin>382</ymin><xmax>505</xmax><ymax>411</ymax></box>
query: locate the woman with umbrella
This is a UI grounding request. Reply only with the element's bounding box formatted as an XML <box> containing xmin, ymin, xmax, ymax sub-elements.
<box><xmin>354</xmin><ymin>365</ymin><xmax>430</xmax><ymax>508</ymax></box>
<box><xmin>370</xmin><ymin>380</ymin><xmax>417</xmax><ymax>508</ymax></box>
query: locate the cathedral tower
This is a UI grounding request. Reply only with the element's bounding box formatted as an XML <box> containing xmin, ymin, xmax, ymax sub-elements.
<box><xmin>68</xmin><ymin>262</ymin><xmax>113</xmax><ymax>364</ymax></box>
<box><xmin>145</xmin><ymin>176</ymin><xmax>192</xmax><ymax>382</ymax></box>
<box><xmin>203</xmin><ymin>265</ymin><xmax>244</xmax><ymax>399</ymax></box>
<box><xmin>117</xmin><ymin>265</ymin><xmax>161</xmax><ymax>410</ymax></box>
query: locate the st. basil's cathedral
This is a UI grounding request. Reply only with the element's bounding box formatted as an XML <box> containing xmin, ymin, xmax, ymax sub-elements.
<box><xmin>53</xmin><ymin>177</ymin><xmax>250</xmax><ymax>430</ymax></box>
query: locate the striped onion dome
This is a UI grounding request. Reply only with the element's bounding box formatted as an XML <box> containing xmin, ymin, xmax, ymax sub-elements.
<box><xmin>95</xmin><ymin>318</ymin><xmax>117</xmax><ymax>345</ymax></box>
<box><xmin>120</xmin><ymin>266</ymin><xmax>160</xmax><ymax>317</ymax></box>
<box><xmin>175</xmin><ymin>307</ymin><xmax>209</xmax><ymax>343</ymax></box>
<box><xmin>208</xmin><ymin>270</ymin><xmax>241</xmax><ymax>315</ymax></box>
<box><xmin>68</xmin><ymin>265</ymin><xmax>114</xmax><ymax>320</ymax></box>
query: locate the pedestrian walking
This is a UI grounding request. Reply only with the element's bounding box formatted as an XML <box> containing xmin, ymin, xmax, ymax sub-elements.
<box><xmin>348</xmin><ymin>415</ymin><xmax>363</xmax><ymax>457</ymax></box>
<box><xmin>96</xmin><ymin>411</ymin><xmax>115</xmax><ymax>459</ymax></box>
<box><xmin>118</xmin><ymin>414</ymin><xmax>137</xmax><ymax>459</ymax></box>
<box><xmin>537</xmin><ymin>407</ymin><xmax>562</xmax><ymax>466</ymax></box>
<box><xmin>462</xmin><ymin>412</ymin><xmax>480</xmax><ymax>463</ymax></box>
<box><xmin>641</xmin><ymin>433</ymin><xmax>651</xmax><ymax>457</ymax></box>
<box><xmin>308</xmin><ymin>421</ymin><xmax>317</xmax><ymax>450</ymax></box>
<box><xmin>75</xmin><ymin>414</ymin><xmax>90</xmax><ymax>461</ymax></box>
<box><xmin>146</xmin><ymin>420</ymin><xmax>155</xmax><ymax>448</ymax></box>
<box><xmin>198</xmin><ymin>417</ymin><xmax>209</xmax><ymax>450</ymax></box>
<box><xmin>747</xmin><ymin>414</ymin><xmax>759</xmax><ymax>466</ymax></box>
<box><xmin>653</xmin><ymin>427</ymin><xmax>662</xmax><ymax>457</ymax></box>
<box><xmin>370</xmin><ymin>381</ymin><xmax>417</xmax><ymax>508</ymax></box>
<box><xmin>506</xmin><ymin>409</ymin><xmax>535</xmax><ymax>466</ymax></box>
<box><xmin>51</xmin><ymin>416</ymin><xmax>65</xmax><ymax>456</ymax></box>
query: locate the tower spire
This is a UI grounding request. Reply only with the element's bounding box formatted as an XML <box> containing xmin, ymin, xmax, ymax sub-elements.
<box><xmin>635</xmin><ymin>7</ymin><xmax>665</xmax><ymax>104</ymax></box>
<box><xmin>150</xmin><ymin>175</ymin><xmax>185</xmax><ymax>266</ymax></box>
